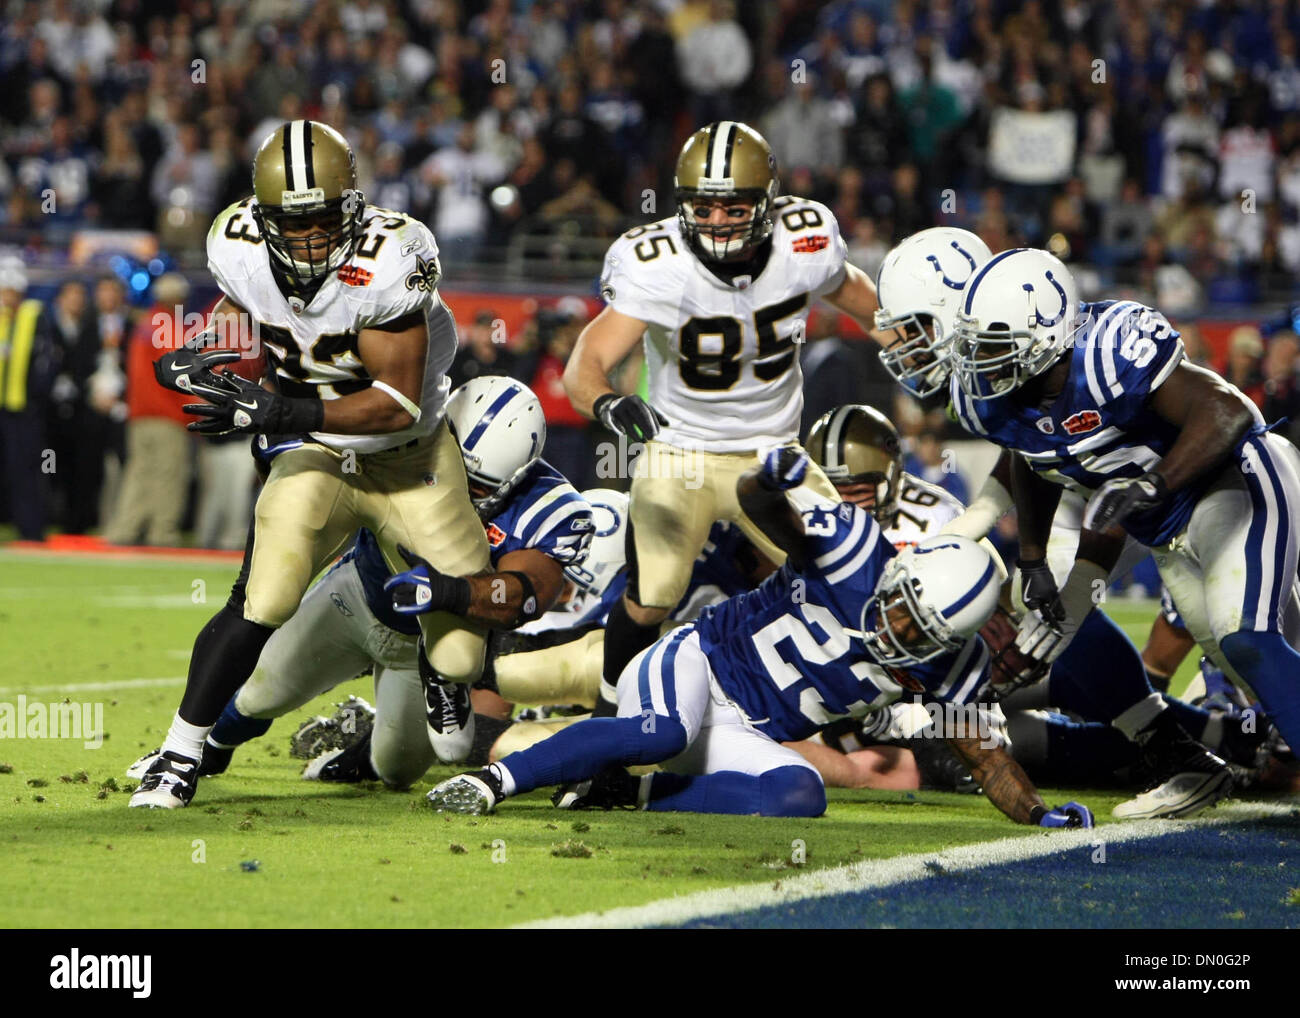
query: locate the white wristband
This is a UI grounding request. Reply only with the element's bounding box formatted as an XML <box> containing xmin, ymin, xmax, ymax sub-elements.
<box><xmin>941</xmin><ymin>473</ymin><xmax>1013</xmax><ymax>541</ymax></box>
<box><xmin>371</xmin><ymin>380</ymin><xmax>422</xmax><ymax>423</ymax></box>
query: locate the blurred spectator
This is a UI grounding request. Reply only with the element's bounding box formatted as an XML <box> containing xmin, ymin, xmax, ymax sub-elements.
<box><xmin>86</xmin><ymin>276</ymin><xmax>130</xmax><ymax>527</ymax></box>
<box><xmin>0</xmin><ymin>256</ymin><xmax>55</xmax><ymax>540</ymax></box>
<box><xmin>904</xmin><ymin>430</ymin><xmax>970</xmax><ymax>505</ymax></box>
<box><xmin>1261</xmin><ymin>329</ymin><xmax>1300</xmax><ymax>438</ymax></box>
<box><xmin>102</xmin><ymin>274</ymin><xmax>193</xmax><ymax>547</ymax></box>
<box><xmin>763</xmin><ymin>77</ymin><xmax>845</xmax><ymax>177</ymax></box>
<box><xmin>1225</xmin><ymin>325</ymin><xmax>1267</xmax><ymax>408</ymax></box>
<box><xmin>450</xmin><ymin>310</ymin><xmax>534</xmax><ymax>390</ymax></box>
<box><xmin>799</xmin><ymin>314</ymin><xmax>870</xmax><ymax>438</ymax></box>
<box><xmin>45</xmin><ymin>280</ymin><xmax>104</xmax><ymax>534</ymax></box>
<box><xmin>529</xmin><ymin>299</ymin><xmax>593</xmax><ymax>490</ymax></box>
<box><xmin>419</xmin><ymin>124</ymin><xmax>506</xmax><ymax>263</ymax></box>
<box><xmin>677</xmin><ymin>0</ymin><xmax>753</xmax><ymax>124</ymax></box>
<box><xmin>1161</xmin><ymin>91</ymin><xmax>1219</xmax><ymax>200</ymax></box>
<box><xmin>1100</xmin><ymin>178</ymin><xmax>1154</xmax><ymax>266</ymax></box>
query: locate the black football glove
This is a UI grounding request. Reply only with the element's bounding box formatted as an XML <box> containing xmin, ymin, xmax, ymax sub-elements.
<box><xmin>154</xmin><ymin>330</ymin><xmax>242</xmax><ymax>394</ymax></box>
<box><xmin>1082</xmin><ymin>471</ymin><xmax>1168</xmax><ymax>535</ymax></box>
<box><xmin>593</xmin><ymin>392</ymin><xmax>668</xmax><ymax>443</ymax></box>
<box><xmin>184</xmin><ymin>373</ymin><xmax>324</xmax><ymax>436</ymax></box>
<box><xmin>383</xmin><ymin>545</ymin><xmax>471</xmax><ymax>616</ymax></box>
<box><xmin>1017</xmin><ymin>557</ymin><xmax>1065</xmax><ymax>625</ymax></box>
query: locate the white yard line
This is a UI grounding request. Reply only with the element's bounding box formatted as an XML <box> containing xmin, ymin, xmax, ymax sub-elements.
<box><xmin>515</xmin><ymin>802</ymin><xmax>1295</xmax><ymax>929</ymax></box>
<box><xmin>0</xmin><ymin>677</ymin><xmax>185</xmax><ymax>695</ymax></box>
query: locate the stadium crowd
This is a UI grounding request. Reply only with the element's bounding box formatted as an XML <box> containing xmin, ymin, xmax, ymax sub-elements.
<box><xmin>3</xmin><ymin>0</ymin><xmax>1300</xmax><ymax>550</ymax></box>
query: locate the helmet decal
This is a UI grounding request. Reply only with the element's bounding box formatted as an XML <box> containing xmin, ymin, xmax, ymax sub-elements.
<box><xmin>925</xmin><ymin>240</ymin><xmax>978</xmax><ymax>289</ymax></box>
<box><xmin>1025</xmin><ymin>270</ymin><xmax>1068</xmax><ymax>328</ymax></box>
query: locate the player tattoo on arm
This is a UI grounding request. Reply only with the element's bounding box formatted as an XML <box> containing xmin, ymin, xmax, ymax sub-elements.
<box><xmin>736</xmin><ymin>468</ymin><xmax>808</xmax><ymax>571</ymax></box>
<box><xmin>1146</xmin><ymin>361</ymin><xmax>1256</xmax><ymax>494</ymax></box>
<box><xmin>946</xmin><ymin>737</ymin><xmax>1045</xmax><ymax>825</ymax></box>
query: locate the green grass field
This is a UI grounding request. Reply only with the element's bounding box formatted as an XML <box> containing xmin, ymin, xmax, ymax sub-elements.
<box><xmin>0</xmin><ymin>548</ymin><xmax>1274</xmax><ymax>929</ymax></box>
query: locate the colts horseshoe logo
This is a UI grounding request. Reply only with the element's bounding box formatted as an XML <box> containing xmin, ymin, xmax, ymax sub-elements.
<box><xmin>1023</xmin><ymin>270</ymin><xmax>1068</xmax><ymax>327</ymax></box>
<box><xmin>925</xmin><ymin>241</ymin><xmax>978</xmax><ymax>290</ymax></box>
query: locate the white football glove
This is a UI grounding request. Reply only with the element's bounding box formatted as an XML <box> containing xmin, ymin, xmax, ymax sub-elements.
<box><xmin>1014</xmin><ymin>609</ymin><xmax>1073</xmax><ymax>665</ymax></box>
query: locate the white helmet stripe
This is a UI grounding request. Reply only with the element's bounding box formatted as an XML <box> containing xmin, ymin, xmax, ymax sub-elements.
<box><xmin>287</xmin><ymin>119</ymin><xmax>308</xmax><ymax>191</ymax></box>
<box><xmin>705</xmin><ymin>121</ymin><xmax>735</xmax><ymax>181</ymax></box>
<box><xmin>823</xmin><ymin>405</ymin><xmax>852</xmax><ymax>473</ymax></box>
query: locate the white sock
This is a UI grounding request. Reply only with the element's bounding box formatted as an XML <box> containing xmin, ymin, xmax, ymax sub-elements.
<box><xmin>637</xmin><ymin>773</ymin><xmax>653</xmax><ymax>810</ymax></box>
<box><xmin>1201</xmin><ymin>715</ymin><xmax>1224</xmax><ymax>751</ymax></box>
<box><xmin>161</xmin><ymin>713</ymin><xmax>211</xmax><ymax>762</ymax></box>
<box><xmin>1112</xmin><ymin>693</ymin><xmax>1166</xmax><ymax>741</ymax></box>
<box><xmin>490</xmin><ymin>762</ymin><xmax>516</xmax><ymax>797</ymax></box>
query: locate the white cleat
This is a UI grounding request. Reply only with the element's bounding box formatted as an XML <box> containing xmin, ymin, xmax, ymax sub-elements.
<box><xmin>1113</xmin><ymin>768</ymin><xmax>1234</xmax><ymax>820</ymax></box>
<box><xmin>128</xmin><ymin>751</ymin><xmax>199</xmax><ymax>809</ymax></box>
<box><xmin>126</xmin><ymin>747</ymin><xmax>161</xmax><ymax>780</ymax></box>
<box><xmin>426</xmin><ymin>772</ymin><xmax>500</xmax><ymax>815</ymax></box>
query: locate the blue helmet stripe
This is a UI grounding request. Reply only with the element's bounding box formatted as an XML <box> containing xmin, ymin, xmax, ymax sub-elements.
<box><xmin>940</xmin><ymin>557</ymin><xmax>996</xmax><ymax>618</ymax></box>
<box><xmin>962</xmin><ymin>248</ymin><xmax>1027</xmax><ymax>314</ymax></box>
<box><xmin>462</xmin><ymin>384</ymin><xmax>522</xmax><ymax>451</ymax></box>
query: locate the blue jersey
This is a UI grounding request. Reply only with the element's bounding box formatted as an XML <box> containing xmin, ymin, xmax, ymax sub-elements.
<box><xmin>951</xmin><ymin>300</ymin><xmax>1263</xmax><ymax>546</ymax></box>
<box><xmin>564</xmin><ymin>522</ymin><xmax>760</xmax><ymax>630</ymax></box>
<box><xmin>694</xmin><ymin>502</ymin><xmax>990</xmax><ymax>743</ymax></box>
<box><xmin>346</xmin><ymin>459</ymin><xmax>592</xmax><ymax>634</ymax></box>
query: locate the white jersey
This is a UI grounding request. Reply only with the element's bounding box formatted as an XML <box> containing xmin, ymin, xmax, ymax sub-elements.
<box><xmin>599</xmin><ymin>197</ymin><xmax>848</xmax><ymax>453</ymax></box>
<box><xmin>880</xmin><ymin>474</ymin><xmax>965</xmax><ymax>549</ymax></box>
<box><xmin>206</xmin><ymin>200</ymin><xmax>457</xmax><ymax>453</ymax></box>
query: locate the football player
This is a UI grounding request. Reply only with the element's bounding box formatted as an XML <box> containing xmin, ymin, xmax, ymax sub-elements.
<box><xmin>950</xmin><ymin>248</ymin><xmax>1300</xmax><ymax>763</ymax></box>
<box><xmin>136</xmin><ymin>124</ymin><xmax>492</xmax><ymax>808</ymax></box>
<box><xmin>427</xmin><ymin>450</ymin><xmax>1093</xmax><ymax>829</ymax></box>
<box><xmin>562</xmin><ymin>121</ymin><xmax>881</xmax><ymax>726</ymax></box>
<box><xmin>129</xmin><ymin>378</ymin><xmax>591</xmax><ymax>788</ymax></box>
<box><xmin>863</xmin><ymin>228</ymin><xmax>1240</xmax><ymax>818</ymax></box>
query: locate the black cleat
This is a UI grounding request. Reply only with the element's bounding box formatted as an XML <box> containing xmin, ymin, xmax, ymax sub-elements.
<box><xmin>129</xmin><ymin>750</ymin><xmax>199</xmax><ymax>809</ymax></box>
<box><xmin>552</xmin><ymin>766</ymin><xmax>641</xmax><ymax>810</ymax></box>
<box><xmin>1115</xmin><ymin>711</ymin><xmax>1233</xmax><ymax>819</ymax></box>
<box><xmin>303</xmin><ymin>730</ymin><xmax>380</xmax><ymax>782</ymax></box>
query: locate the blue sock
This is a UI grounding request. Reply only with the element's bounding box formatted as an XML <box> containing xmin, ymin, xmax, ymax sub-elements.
<box><xmin>1051</xmin><ymin>611</ymin><xmax>1163</xmax><ymax>720</ymax></box>
<box><xmin>1219</xmin><ymin>630</ymin><xmax>1300</xmax><ymax>750</ymax></box>
<box><xmin>1162</xmin><ymin>696</ymin><xmax>1212</xmax><ymax>742</ymax></box>
<box><xmin>500</xmin><ymin>715</ymin><xmax>687</xmax><ymax>795</ymax></box>
<box><xmin>646</xmin><ymin>766</ymin><xmax>826</xmax><ymax>817</ymax></box>
<box><xmin>1027</xmin><ymin>712</ymin><xmax>1137</xmax><ymax>785</ymax></box>
<box><xmin>208</xmin><ymin>694</ymin><xmax>272</xmax><ymax>748</ymax></box>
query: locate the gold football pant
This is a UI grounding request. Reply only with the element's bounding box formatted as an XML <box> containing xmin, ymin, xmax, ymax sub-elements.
<box><xmin>236</xmin><ymin>419</ymin><xmax>490</xmax><ymax>682</ymax></box>
<box><xmin>626</xmin><ymin>440</ymin><xmax>837</xmax><ymax>609</ymax></box>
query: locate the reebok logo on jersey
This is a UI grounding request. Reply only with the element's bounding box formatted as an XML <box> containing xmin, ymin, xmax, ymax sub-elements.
<box><xmin>337</xmin><ymin>265</ymin><xmax>373</xmax><ymax>287</ymax></box>
<box><xmin>1062</xmin><ymin>409</ymin><xmax>1103</xmax><ymax>435</ymax></box>
<box><xmin>485</xmin><ymin>522</ymin><xmax>507</xmax><ymax>547</ymax></box>
<box><xmin>792</xmin><ymin>235</ymin><xmax>829</xmax><ymax>253</ymax></box>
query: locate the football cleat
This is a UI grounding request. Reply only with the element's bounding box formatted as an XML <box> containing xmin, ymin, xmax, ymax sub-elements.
<box><xmin>426</xmin><ymin>769</ymin><xmax>502</xmax><ymax>815</ymax></box>
<box><xmin>127</xmin><ymin>743</ymin><xmax>231</xmax><ymax>779</ymax></box>
<box><xmin>1114</xmin><ymin>712</ymin><xmax>1234</xmax><ymax>820</ymax></box>
<box><xmin>424</xmin><ymin>678</ymin><xmax>475</xmax><ymax>764</ymax></box>
<box><xmin>289</xmin><ymin>695</ymin><xmax>375</xmax><ymax>760</ymax></box>
<box><xmin>302</xmin><ymin>730</ymin><xmax>380</xmax><ymax>782</ymax></box>
<box><xmin>128</xmin><ymin>751</ymin><xmax>200</xmax><ymax>809</ymax></box>
<box><xmin>551</xmin><ymin>766</ymin><xmax>642</xmax><ymax>810</ymax></box>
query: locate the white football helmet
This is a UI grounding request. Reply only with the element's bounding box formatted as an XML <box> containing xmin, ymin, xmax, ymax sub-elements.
<box><xmin>875</xmin><ymin>227</ymin><xmax>992</xmax><ymax>397</ymax></box>
<box><xmin>952</xmin><ymin>248</ymin><xmax>1082</xmax><ymax>401</ymax></box>
<box><xmin>446</xmin><ymin>376</ymin><xmax>546</xmax><ymax>519</ymax></box>
<box><xmin>854</xmin><ymin>535</ymin><xmax>1000</xmax><ymax>668</ymax></box>
<box><xmin>563</xmin><ymin>488</ymin><xmax>628</xmax><ymax>597</ymax></box>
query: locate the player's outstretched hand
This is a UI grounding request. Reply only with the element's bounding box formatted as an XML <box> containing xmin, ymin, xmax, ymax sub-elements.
<box><xmin>385</xmin><ymin>545</ymin><xmax>470</xmax><ymax>616</ymax></box>
<box><xmin>1017</xmin><ymin>557</ymin><xmax>1065</xmax><ymax>624</ymax></box>
<box><xmin>1082</xmin><ymin>472</ymin><xmax>1168</xmax><ymax>535</ymax></box>
<box><xmin>1013</xmin><ymin>608</ymin><xmax>1071</xmax><ymax>666</ymax></box>
<box><xmin>593</xmin><ymin>393</ymin><xmax>668</xmax><ymax>443</ymax></box>
<box><xmin>154</xmin><ymin>329</ymin><xmax>242</xmax><ymax>394</ymax></box>
<box><xmin>758</xmin><ymin>446</ymin><xmax>810</xmax><ymax>491</ymax></box>
<box><xmin>1036</xmin><ymin>801</ymin><xmax>1094</xmax><ymax>828</ymax></box>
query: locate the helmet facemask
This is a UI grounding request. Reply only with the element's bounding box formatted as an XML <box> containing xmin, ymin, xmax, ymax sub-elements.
<box><xmin>675</xmin><ymin>189</ymin><xmax>774</xmax><ymax>261</ymax></box>
<box><xmin>253</xmin><ymin>193</ymin><xmax>364</xmax><ymax>288</ymax></box>
<box><xmin>875</xmin><ymin>307</ymin><xmax>951</xmax><ymax>398</ymax></box>
<box><xmin>853</xmin><ymin>563</ymin><xmax>964</xmax><ymax>667</ymax></box>
<box><xmin>462</xmin><ymin>456</ymin><xmax>532</xmax><ymax>522</ymax></box>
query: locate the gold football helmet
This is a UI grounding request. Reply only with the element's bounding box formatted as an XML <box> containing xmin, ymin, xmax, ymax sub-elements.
<box><xmin>805</xmin><ymin>404</ymin><xmax>904</xmax><ymax>519</ymax></box>
<box><xmin>674</xmin><ymin>121</ymin><xmax>779</xmax><ymax>261</ymax></box>
<box><xmin>250</xmin><ymin>120</ymin><xmax>365</xmax><ymax>286</ymax></box>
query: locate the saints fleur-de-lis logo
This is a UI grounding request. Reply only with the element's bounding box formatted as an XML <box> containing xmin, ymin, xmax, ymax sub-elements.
<box><xmin>404</xmin><ymin>254</ymin><xmax>441</xmax><ymax>293</ymax></box>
